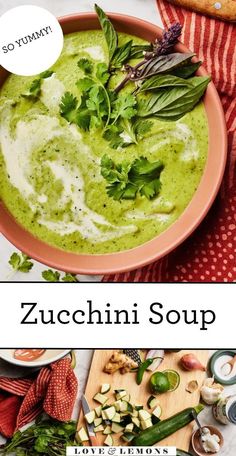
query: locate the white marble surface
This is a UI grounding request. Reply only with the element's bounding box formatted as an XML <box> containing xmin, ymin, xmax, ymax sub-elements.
<box><xmin>0</xmin><ymin>0</ymin><xmax>161</xmax><ymax>282</ymax></box>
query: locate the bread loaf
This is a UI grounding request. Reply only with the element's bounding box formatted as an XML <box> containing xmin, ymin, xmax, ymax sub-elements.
<box><xmin>166</xmin><ymin>0</ymin><xmax>236</xmax><ymax>21</ymax></box>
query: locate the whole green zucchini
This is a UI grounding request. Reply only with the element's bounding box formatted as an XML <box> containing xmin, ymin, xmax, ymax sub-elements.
<box><xmin>177</xmin><ymin>450</ymin><xmax>193</xmax><ymax>456</ymax></box>
<box><xmin>132</xmin><ymin>404</ymin><xmax>204</xmax><ymax>446</ymax></box>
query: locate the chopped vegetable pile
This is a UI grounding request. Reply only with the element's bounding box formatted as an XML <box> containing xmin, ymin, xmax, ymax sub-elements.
<box><xmin>78</xmin><ymin>385</ymin><xmax>162</xmax><ymax>446</ymax></box>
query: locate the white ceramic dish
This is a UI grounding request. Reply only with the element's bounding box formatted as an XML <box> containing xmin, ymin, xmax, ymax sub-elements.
<box><xmin>0</xmin><ymin>349</ymin><xmax>71</xmax><ymax>367</ymax></box>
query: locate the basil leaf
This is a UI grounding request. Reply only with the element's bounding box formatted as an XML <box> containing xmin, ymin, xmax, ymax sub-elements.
<box><xmin>171</xmin><ymin>61</ymin><xmax>202</xmax><ymax>79</ymax></box>
<box><xmin>129</xmin><ymin>44</ymin><xmax>153</xmax><ymax>59</ymax></box>
<box><xmin>137</xmin><ymin>76</ymin><xmax>210</xmax><ymax>121</ymax></box>
<box><xmin>95</xmin><ymin>4</ymin><xmax>118</xmax><ymax>62</ymax></box>
<box><xmin>138</xmin><ymin>52</ymin><xmax>195</xmax><ymax>79</ymax></box>
<box><xmin>139</xmin><ymin>74</ymin><xmax>193</xmax><ymax>92</ymax></box>
<box><xmin>111</xmin><ymin>40</ymin><xmax>133</xmax><ymax>68</ymax></box>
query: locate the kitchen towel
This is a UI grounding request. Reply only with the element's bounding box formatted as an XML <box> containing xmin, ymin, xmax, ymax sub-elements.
<box><xmin>103</xmin><ymin>0</ymin><xmax>236</xmax><ymax>283</ymax></box>
<box><xmin>0</xmin><ymin>358</ymin><xmax>78</xmax><ymax>437</ymax></box>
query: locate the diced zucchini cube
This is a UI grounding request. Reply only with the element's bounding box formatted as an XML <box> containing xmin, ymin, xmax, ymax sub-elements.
<box><xmin>104</xmin><ymin>434</ymin><xmax>113</xmax><ymax>446</ymax></box>
<box><xmin>93</xmin><ymin>393</ymin><xmax>108</xmax><ymax>405</ymax></box>
<box><xmin>122</xmin><ymin>432</ymin><xmax>135</xmax><ymax>443</ymax></box>
<box><xmin>101</xmin><ymin>410</ymin><xmax>107</xmax><ymax>420</ymax></box>
<box><xmin>125</xmin><ymin>423</ymin><xmax>134</xmax><ymax>432</ymax></box>
<box><xmin>147</xmin><ymin>395</ymin><xmax>158</xmax><ymax>409</ymax></box>
<box><xmin>141</xmin><ymin>418</ymin><xmax>153</xmax><ymax>430</ymax></box>
<box><xmin>135</xmin><ymin>405</ymin><xmax>143</xmax><ymax>411</ymax></box>
<box><xmin>115</xmin><ymin>390</ymin><xmax>127</xmax><ymax>400</ymax></box>
<box><xmin>152</xmin><ymin>405</ymin><xmax>162</xmax><ymax>419</ymax></box>
<box><xmin>77</xmin><ymin>427</ymin><xmax>89</xmax><ymax>442</ymax></box>
<box><xmin>103</xmin><ymin>406</ymin><xmax>116</xmax><ymax>421</ymax></box>
<box><xmin>84</xmin><ymin>410</ymin><xmax>95</xmax><ymax>424</ymax></box>
<box><xmin>122</xmin><ymin>394</ymin><xmax>131</xmax><ymax>402</ymax></box>
<box><xmin>132</xmin><ymin>417</ymin><xmax>140</xmax><ymax>427</ymax></box>
<box><xmin>94</xmin><ymin>424</ymin><xmax>104</xmax><ymax>433</ymax></box>
<box><xmin>120</xmin><ymin>401</ymin><xmax>128</xmax><ymax>412</ymax></box>
<box><xmin>112</xmin><ymin>412</ymin><xmax>121</xmax><ymax>423</ymax></box>
<box><xmin>101</xmin><ymin>383</ymin><xmax>111</xmax><ymax>394</ymax></box>
<box><xmin>94</xmin><ymin>417</ymin><xmax>102</xmax><ymax>427</ymax></box>
<box><xmin>103</xmin><ymin>425</ymin><xmax>112</xmax><ymax>435</ymax></box>
<box><xmin>111</xmin><ymin>422</ymin><xmax>124</xmax><ymax>434</ymax></box>
<box><xmin>138</xmin><ymin>409</ymin><xmax>151</xmax><ymax>421</ymax></box>
<box><xmin>114</xmin><ymin>400</ymin><xmax>122</xmax><ymax>411</ymax></box>
<box><xmin>95</xmin><ymin>405</ymin><xmax>102</xmax><ymax>417</ymax></box>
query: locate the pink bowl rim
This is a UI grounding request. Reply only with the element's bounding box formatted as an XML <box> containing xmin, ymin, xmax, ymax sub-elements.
<box><xmin>0</xmin><ymin>12</ymin><xmax>228</xmax><ymax>275</ymax></box>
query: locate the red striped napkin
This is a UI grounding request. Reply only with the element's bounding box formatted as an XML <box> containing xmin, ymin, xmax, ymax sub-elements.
<box><xmin>103</xmin><ymin>1</ymin><xmax>236</xmax><ymax>283</ymax></box>
<box><xmin>0</xmin><ymin>358</ymin><xmax>78</xmax><ymax>438</ymax></box>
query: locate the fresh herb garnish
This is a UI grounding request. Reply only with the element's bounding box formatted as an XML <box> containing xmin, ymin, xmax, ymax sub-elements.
<box><xmin>114</xmin><ymin>23</ymin><xmax>183</xmax><ymax>92</ymax></box>
<box><xmin>9</xmin><ymin>252</ymin><xmax>33</xmax><ymax>273</ymax></box>
<box><xmin>94</xmin><ymin>5</ymin><xmax>133</xmax><ymax>70</ymax></box>
<box><xmin>96</xmin><ymin>62</ymin><xmax>110</xmax><ymax>84</ymax></box>
<box><xmin>134</xmin><ymin>119</ymin><xmax>153</xmax><ymax>138</ymax></box>
<box><xmin>135</xmin><ymin>53</ymin><xmax>196</xmax><ymax>80</ymax></box>
<box><xmin>0</xmin><ymin>418</ymin><xmax>77</xmax><ymax>455</ymax></box>
<box><xmin>111</xmin><ymin>40</ymin><xmax>133</xmax><ymax>69</ymax></box>
<box><xmin>137</xmin><ymin>76</ymin><xmax>210</xmax><ymax>120</ymax></box>
<box><xmin>77</xmin><ymin>58</ymin><xmax>93</xmax><ymax>74</ymax></box>
<box><xmin>101</xmin><ymin>154</ymin><xmax>164</xmax><ymax>200</ymax></box>
<box><xmin>103</xmin><ymin>125</ymin><xmax>128</xmax><ymax>149</ymax></box>
<box><xmin>138</xmin><ymin>74</ymin><xmax>193</xmax><ymax>92</ymax></box>
<box><xmin>42</xmin><ymin>269</ymin><xmax>61</xmax><ymax>282</ymax></box>
<box><xmin>95</xmin><ymin>4</ymin><xmax>118</xmax><ymax>63</ymax></box>
<box><xmin>172</xmin><ymin>61</ymin><xmax>202</xmax><ymax>79</ymax></box>
<box><xmin>60</xmin><ymin>7</ymin><xmax>209</xmax><ymax>154</ymax></box>
<box><xmin>62</xmin><ymin>273</ymin><xmax>79</xmax><ymax>283</ymax></box>
<box><xmin>60</xmin><ymin>60</ymin><xmax>111</xmax><ymax>130</ymax></box>
<box><xmin>129</xmin><ymin>44</ymin><xmax>153</xmax><ymax>59</ymax></box>
<box><xmin>60</xmin><ymin>92</ymin><xmax>78</xmax><ymax>123</ymax></box>
<box><xmin>23</xmin><ymin>71</ymin><xmax>53</xmax><ymax>99</ymax></box>
<box><xmin>42</xmin><ymin>270</ymin><xmax>79</xmax><ymax>282</ymax></box>
<box><xmin>111</xmin><ymin>93</ymin><xmax>137</xmax><ymax>123</ymax></box>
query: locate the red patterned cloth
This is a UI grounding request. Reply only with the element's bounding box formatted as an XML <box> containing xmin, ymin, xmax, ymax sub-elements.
<box><xmin>103</xmin><ymin>1</ymin><xmax>236</xmax><ymax>283</ymax></box>
<box><xmin>0</xmin><ymin>358</ymin><xmax>78</xmax><ymax>438</ymax></box>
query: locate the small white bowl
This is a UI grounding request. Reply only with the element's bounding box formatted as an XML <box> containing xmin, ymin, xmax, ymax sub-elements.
<box><xmin>0</xmin><ymin>349</ymin><xmax>71</xmax><ymax>367</ymax></box>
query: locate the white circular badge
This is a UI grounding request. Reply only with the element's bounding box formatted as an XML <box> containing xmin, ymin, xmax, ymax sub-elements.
<box><xmin>0</xmin><ymin>5</ymin><xmax>64</xmax><ymax>76</ymax></box>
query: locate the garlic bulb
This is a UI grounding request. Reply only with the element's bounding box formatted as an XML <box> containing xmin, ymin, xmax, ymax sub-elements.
<box><xmin>200</xmin><ymin>378</ymin><xmax>224</xmax><ymax>405</ymax></box>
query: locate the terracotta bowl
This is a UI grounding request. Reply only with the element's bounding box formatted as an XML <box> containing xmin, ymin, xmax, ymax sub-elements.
<box><xmin>0</xmin><ymin>13</ymin><xmax>227</xmax><ymax>275</ymax></box>
<box><xmin>192</xmin><ymin>426</ymin><xmax>224</xmax><ymax>456</ymax></box>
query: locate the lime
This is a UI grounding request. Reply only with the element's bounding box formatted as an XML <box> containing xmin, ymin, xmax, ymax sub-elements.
<box><xmin>163</xmin><ymin>369</ymin><xmax>180</xmax><ymax>391</ymax></box>
<box><xmin>149</xmin><ymin>372</ymin><xmax>170</xmax><ymax>394</ymax></box>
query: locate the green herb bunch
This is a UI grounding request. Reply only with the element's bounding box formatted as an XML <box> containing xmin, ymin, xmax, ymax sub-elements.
<box><xmin>0</xmin><ymin>418</ymin><xmax>78</xmax><ymax>456</ymax></box>
<box><xmin>59</xmin><ymin>5</ymin><xmax>210</xmax><ymax>150</ymax></box>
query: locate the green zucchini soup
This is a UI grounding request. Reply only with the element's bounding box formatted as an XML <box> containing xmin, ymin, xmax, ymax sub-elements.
<box><xmin>0</xmin><ymin>13</ymin><xmax>209</xmax><ymax>255</ymax></box>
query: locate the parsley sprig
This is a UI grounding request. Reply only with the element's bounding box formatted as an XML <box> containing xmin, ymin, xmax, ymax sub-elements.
<box><xmin>9</xmin><ymin>252</ymin><xmax>33</xmax><ymax>273</ymax></box>
<box><xmin>60</xmin><ymin>62</ymin><xmax>111</xmax><ymax>130</ymax></box>
<box><xmin>41</xmin><ymin>270</ymin><xmax>79</xmax><ymax>282</ymax></box>
<box><xmin>22</xmin><ymin>70</ymin><xmax>54</xmax><ymax>99</ymax></box>
<box><xmin>101</xmin><ymin>155</ymin><xmax>164</xmax><ymax>200</ymax></box>
<box><xmin>60</xmin><ymin>58</ymin><xmax>153</xmax><ymax>150</ymax></box>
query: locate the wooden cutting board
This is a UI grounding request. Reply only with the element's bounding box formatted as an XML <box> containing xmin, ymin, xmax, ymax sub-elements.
<box><xmin>78</xmin><ymin>350</ymin><xmax>209</xmax><ymax>450</ymax></box>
